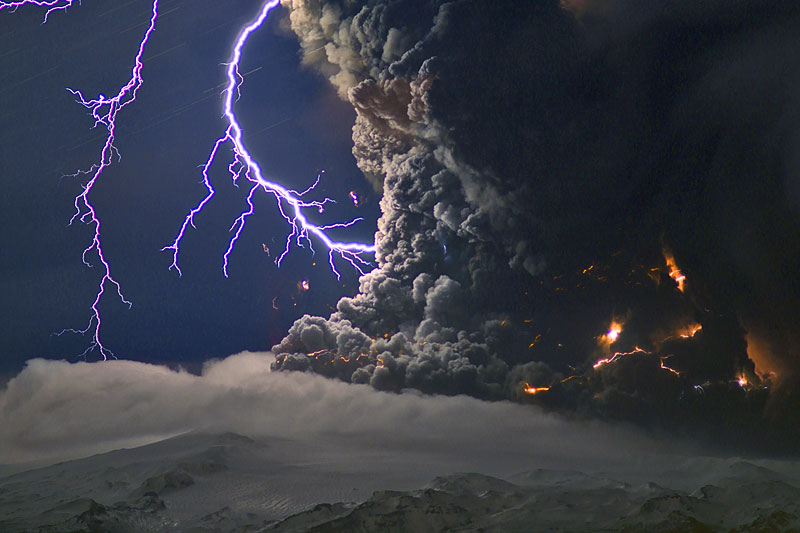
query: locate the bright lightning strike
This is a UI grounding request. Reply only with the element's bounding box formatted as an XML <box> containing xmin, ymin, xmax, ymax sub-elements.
<box><xmin>163</xmin><ymin>0</ymin><xmax>376</xmax><ymax>280</ymax></box>
<box><xmin>54</xmin><ymin>0</ymin><xmax>159</xmax><ymax>360</ymax></box>
<box><xmin>8</xmin><ymin>0</ymin><xmax>374</xmax><ymax>359</ymax></box>
<box><xmin>0</xmin><ymin>0</ymin><xmax>76</xmax><ymax>22</ymax></box>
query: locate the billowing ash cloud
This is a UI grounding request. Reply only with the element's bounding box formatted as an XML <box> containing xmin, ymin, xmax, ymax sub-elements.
<box><xmin>274</xmin><ymin>0</ymin><xmax>800</xmax><ymax>449</ymax></box>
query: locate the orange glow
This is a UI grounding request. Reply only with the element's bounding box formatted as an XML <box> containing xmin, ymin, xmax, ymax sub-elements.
<box><xmin>737</xmin><ymin>374</ymin><xmax>748</xmax><ymax>388</ymax></box>
<box><xmin>600</xmin><ymin>320</ymin><xmax>624</xmax><ymax>345</ymax></box>
<box><xmin>659</xmin><ymin>357</ymin><xmax>681</xmax><ymax>376</ymax></box>
<box><xmin>593</xmin><ymin>354</ymin><xmax>620</xmax><ymax>369</ymax></box>
<box><xmin>299</xmin><ymin>279</ymin><xmax>310</xmax><ymax>291</ymax></box>
<box><xmin>663</xmin><ymin>251</ymin><xmax>686</xmax><ymax>292</ymax></box>
<box><xmin>678</xmin><ymin>323</ymin><xmax>702</xmax><ymax>338</ymax></box>
<box><xmin>523</xmin><ymin>383</ymin><xmax>550</xmax><ymax>395</ymax></box>
<box><xmin>593</xmin><ymin>347</ymin><xmax>646</xmax><ymax>369</ymax></box>
<box><xmin>528</xmin><ymin>334</ymin><xmax>543</xmax><ymax>349</ymax></box>
<box><xmin>744</xmin><ymin>332</ymin><xmax>781</xmax><ymax>380</ymax></box>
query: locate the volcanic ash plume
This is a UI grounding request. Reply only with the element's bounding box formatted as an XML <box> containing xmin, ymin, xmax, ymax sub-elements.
<box><xmin>274</xmin><ymin>0</ymin><xmax>800</xmax><ymax>451</ymax></box>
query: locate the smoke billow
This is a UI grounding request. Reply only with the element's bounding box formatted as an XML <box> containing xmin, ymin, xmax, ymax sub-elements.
<box><xmin>273</xmin><ymin>0</ymin><xmax>800</xmax><ymax>451</ymax></box>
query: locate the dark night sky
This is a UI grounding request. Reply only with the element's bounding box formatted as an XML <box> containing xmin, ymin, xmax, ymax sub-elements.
<box><xmin>0</xmin><ymin>0</ymin><xmax>378</xmax><ymax>375</ymax></box>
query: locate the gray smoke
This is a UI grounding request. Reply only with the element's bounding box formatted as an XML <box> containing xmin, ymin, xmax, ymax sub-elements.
<box><xmin>273</xmin><ymin>0</ymin><xmax>800</xmax><ymax>451</ymax></box>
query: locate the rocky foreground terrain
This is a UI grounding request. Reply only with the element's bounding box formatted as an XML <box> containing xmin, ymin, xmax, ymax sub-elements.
<box><xmin>2</xmin><ymin>432</ymin><xmax>800</xmax><ymax>532</ymax></box>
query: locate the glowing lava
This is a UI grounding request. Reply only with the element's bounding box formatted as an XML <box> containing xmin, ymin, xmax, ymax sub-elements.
<box><xmin>659</xmin><ymin>357</ymin><xmax>681</xmax><ymax>376</ymax></box>
<box><xmin>663</xmin><ymin>250</ymin><xmax>686</xmax><ymax>293</ymax></box>
<box><xmin>678</xmin><ymin>323</ymin><xmax>702</xmax><ymax>338</ymax></box>
<box><xmin>163</xmin><ymin>0</ymin><xmax>376</xmax><ymax>280</ymax></box>
<box><xmin>523</xmin><ymin>383</ymin><xmax>550</xmax><ymax>395</ymax></box>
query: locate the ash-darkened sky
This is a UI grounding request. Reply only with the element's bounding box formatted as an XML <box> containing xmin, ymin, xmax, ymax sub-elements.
<box><xmin>267</xmin><ymin>0</ymin><xmax>800</xmax><ymax>453</ymax></box>
<box><xmin>0</xmin><ymin>0</ymin><xmax>378</xmax><ymax>375</ymax></box>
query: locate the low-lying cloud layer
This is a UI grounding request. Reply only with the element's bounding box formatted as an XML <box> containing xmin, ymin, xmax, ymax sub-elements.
<box><xmin>270</xmin><ymin>0</ymin><xmax>800</xmax><ymax>451</ymax></box>
<box><xmin>0</xmin><ymin>352</ymin><xmax>681</xmax><ymax>469</ymax></box>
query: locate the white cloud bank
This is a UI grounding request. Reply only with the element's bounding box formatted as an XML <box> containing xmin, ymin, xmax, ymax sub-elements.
<box><xmin>1</xmin><ymin>352</ymin><xmax>698</xmax><ymax>481</ymax></box>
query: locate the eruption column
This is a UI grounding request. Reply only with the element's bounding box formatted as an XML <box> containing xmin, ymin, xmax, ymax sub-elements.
<box><xmin>56</xmin><ymin>0</ymin><xmax>159</xmax><ymax>359</ymax></box>
<box><xmin>163</xmin><ymin>0</ymin><xmax>376</xmax><ymax>279</ymax></box>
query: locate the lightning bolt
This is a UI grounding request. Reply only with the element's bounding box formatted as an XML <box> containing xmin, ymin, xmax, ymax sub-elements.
<box><xmin>53</xmin><ymin>0</ymin><xmax>159</xmax><ymax>359</ymax></box>
<box><xmin>7</xmin><ymin>0</ymin><xmax>375</xmax><ymax>359</ymax></box>
<box><xmin>0</xmin><ymin>0</ymin><xmax>76</xmax><ymax>22</ymax></box>
<box><xmin>162</xmin><ymin>0</ymin><xmax>376</xmax><ymax>280</ymax></box>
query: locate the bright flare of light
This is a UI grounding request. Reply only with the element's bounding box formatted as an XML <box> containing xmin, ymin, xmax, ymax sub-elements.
<box><xmin>163</xmin><ymin>0</ymin><xmax>375</xmax><ymax>280</ymax></box>
<box><xmin>523</xmin><ymin>383</ymin><xmax>550</xmax><ymax>395</ymax></box>
<box><xmin>600</xmin><ymin>320</ymin><xmax>623</xmax><ymax>345</ymax></box>
<box><xmin>663</xmin><ymin>250</ymin><xmax>686</xmax><ymax>293</ymax></box>
<box><xmin>737</xmin><ymin>375</ymin><xmax>748</xmax><ymax>388</ymax></box>
<box><xmin>678</xmin><ymin>323</ymin><xmax>702</xmax><ymax>338</ymax></box>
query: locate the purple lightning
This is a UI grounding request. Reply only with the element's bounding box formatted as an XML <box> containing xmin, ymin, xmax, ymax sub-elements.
<box><xmin>163</xmin><ymin>0</ymin><xmax>376</xmax><ymax>280</ymax></box>
<box><xmin>8</xmin><ymin>0</ymin><xmax>374</xmax><ymax>359</ymax></box>
<box><xmin>55</xmin><ymin>0</ymin><xmax>159</xmax><ymax>359</ymax></box>
<box><xmin>0</xmin><ymin>0</ymin><xmax>76</xmax><ymax>22</ymax></box>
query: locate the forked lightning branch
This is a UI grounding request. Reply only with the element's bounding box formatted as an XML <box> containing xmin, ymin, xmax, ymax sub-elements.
<box><xmin>2</xmin><ymin>0</ymin><xmax>376</xmax><ymax>359</ymax></box>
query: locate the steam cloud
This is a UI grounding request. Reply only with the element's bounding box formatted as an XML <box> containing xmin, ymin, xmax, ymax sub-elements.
<box><xmin>273</xmin><ymin>0</ymin><xmax>800</xmax><ymax>451</ymax></box>
<box><xmin>0</xmin><ymin>353</ymin><xmax>675</xmax><ymax>471</ymax></box>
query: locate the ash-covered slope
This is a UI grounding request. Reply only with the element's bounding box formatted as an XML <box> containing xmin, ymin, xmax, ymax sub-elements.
<box><xmin>272</xmin><ymin>469</ymin><xmax>800</xmax><ymax>532</ymax></box>
<box><xmin>0</xmin><ymin>431</ymin><xmax>407</xmax><ymax>532</ymax></box>
<box><xmin>0</xmin><ymin>432</ymin><xmax>276</xmax><ymax>532</ymax></box>
<box><xmin>3</xmin><ymin>429</ymin><xmax>800</xmax><ymax>532</ymax></box>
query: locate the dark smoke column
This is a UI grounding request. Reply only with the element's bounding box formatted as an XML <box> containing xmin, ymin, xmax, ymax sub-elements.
<box><xmin>272</xmin><ymin>0</ymin><xmax>800</xmax><ymax>452</ymax></box>
<box><xmin>271</xmin><ymin>0</ymin><xmax>580</xmax><ymax>398</ymax></box>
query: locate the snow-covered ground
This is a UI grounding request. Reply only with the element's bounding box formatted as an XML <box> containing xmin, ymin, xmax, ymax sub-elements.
<box><xmin>2</xmin><ymin>431</ymin><xmax>800</xmax><ymax>531</ymax></box>
<box><xmin>2</xmin><ymin>353</ymin><xmax>800</xmax><ymax>531</ymax></box>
